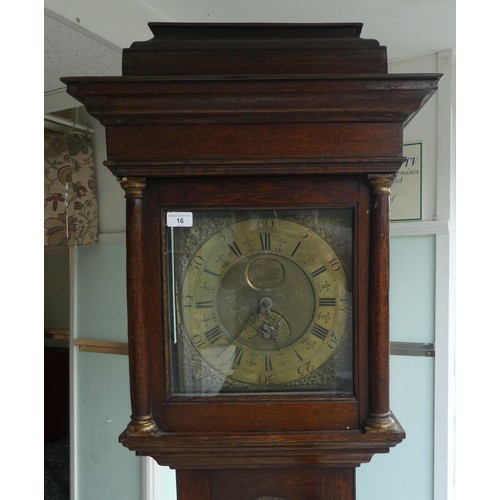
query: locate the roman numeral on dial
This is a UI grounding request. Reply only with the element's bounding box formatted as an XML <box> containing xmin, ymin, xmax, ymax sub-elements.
<box><xmin>311</xmin><ymin>323</ymin><xmax>329</xmax><ymax>341</ymax></box>
<box><xmin>294</xmin><ymin>348</ymin><xmax>304</xmax><ymax>362</ymax></box>
<box><xmin>232</xmin><ymin>346</ymin><xmax>243</xmax><ymax>366</ymax></box>
<box><xmin>264</xmin><ymin>354</ymin><xmax>273</xmax><ymax>372</ymax></box>
<box><xmin>319</xmin><ymin>298</ymin><xmax>336</xmax><ymax>306</ymax></box>
<box><xmin>205</xmin><ymin>326</ymin><xmax>223</xmax><ymax>343</ymax></box>
<box><xmin>311</xmin><ymin>265</ymin><xmax>327</xmax><ymax>278</ymax></box>
<box><xmin>259</xmin><ymin>232</ymin><xmax>271</xmax><ymax>250</ymax></box>
<box><xmin>204</xmin><ymin>269</ymin><xmax>220</xmax><ymax>277</ymax></box>
<box><xmin>196</xmin><ymin>300</ymin><xmax>214</xmax><ymax>308</ymax></box>
<box><xmin>228</xmin><ymin>241</ymin><xmax>243</xmax><ymax>257</ymax></box>
<box><xmin>291</xmin><ymin>241</ymin><xmax>302</xmax><ymax>257</ymax></box>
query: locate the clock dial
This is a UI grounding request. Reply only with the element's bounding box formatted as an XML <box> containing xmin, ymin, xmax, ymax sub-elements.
<box><xmin>167</xmin><ymin>210</ymin><xmax>353</xmax><ymax>394</ymax></box>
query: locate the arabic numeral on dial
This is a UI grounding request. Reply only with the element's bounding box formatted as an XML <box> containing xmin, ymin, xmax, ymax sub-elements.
<box><xmin>327</xmin><ymin>336</ymin><xmax>339</xmax><ymax>349</ymax></box>
<box><xmin>258</xmin><ymin>373</ymin><xmax>276</xmax><ymax>385</ymax></box>
<box><xmin>298</xmin><ymin>361</ymin><xmax>315</xmax><ymax>376</ymax></box>
<box><xmin>190</xmin><ymin>255</ymin><xmax>205</xmax><ymax>273</ymax></box>
<box><xmin>182</xmin><ymin>295</ymin><xmax>194</xmax><ymax>307</ymax></box>
<box><xmin>191</xmin><ymin>334</ymin><xmax>204</xmax><ymax>348</ymax></box>
<box><xmin>257</xmin><ymin>218</ymin><xmax>274</xmax><ymax>230</ymax></box>
<box><xmin>329</xmin><ymin>258</ymin><xmax>342</xmax><ymax>272</ymax></box>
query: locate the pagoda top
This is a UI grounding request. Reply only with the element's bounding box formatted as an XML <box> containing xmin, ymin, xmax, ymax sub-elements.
<box><xmin>122</xmin><ymin>22</ymin><xmax>388</xmax><ymax>76</ymax></box>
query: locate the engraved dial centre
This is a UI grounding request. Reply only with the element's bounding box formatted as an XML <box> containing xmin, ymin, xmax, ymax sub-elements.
<box><xmin>246</xmin><ymin>257</ymin><xmax>285</xmax><ymax>290</ymax></box>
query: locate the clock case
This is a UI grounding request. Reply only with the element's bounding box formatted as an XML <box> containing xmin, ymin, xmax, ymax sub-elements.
<box><xmin>63</xmin><ymin>23</ymin><xmax>440</xmax><ymax>498</ymax></box>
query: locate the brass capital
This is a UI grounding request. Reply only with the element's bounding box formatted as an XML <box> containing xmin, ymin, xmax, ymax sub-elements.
<box><xmin>118</xmin><ymin>176</ymin><xmax>147</xmax><ymax>198</ymax></box>
<box><xmin>367</xmin><ymin>174</ymin><xmax>396</xmax><ymax>195</ymax></box>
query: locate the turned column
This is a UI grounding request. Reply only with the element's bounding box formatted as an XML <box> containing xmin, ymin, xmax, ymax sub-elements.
<box><xmin>365</xmin><ymin>174</ymin><xmax>397</xmax><ymax>432</ymax></box>
<box><xmin>119</xmin><ymin>176</ymin><xmax>157</xmax><ymax>435</ymax></box>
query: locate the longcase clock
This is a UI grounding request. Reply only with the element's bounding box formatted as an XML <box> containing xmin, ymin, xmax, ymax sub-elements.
<box><xmin>63</xmin><ymin>23</ymin><xmax>440</xmax><ymax>499</ymax></box>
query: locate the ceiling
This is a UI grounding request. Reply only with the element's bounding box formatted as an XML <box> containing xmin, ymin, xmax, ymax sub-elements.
<box><xmin>44</xmin><ymin>0</ymin><xmax>455</xmax><ymax>110</ymax></box>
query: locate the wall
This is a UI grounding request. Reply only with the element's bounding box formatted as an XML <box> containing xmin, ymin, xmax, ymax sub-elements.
<box><xmin>357</xmin><ymin>236</ymin><xmax>436</xmax><ymax>499</ymax></box>
<box><xmin>73</xmin><ymin>242</ymin><xmax>142</xmax><ymax>500</ymax></box>
<box><xmin>69</xmin><ymin>110</ymin><xmax>141</xmax><ymax>500</ymax></box>
<box><xmin>68</xmin><ymin>51</ymin><xmax>454</xmax><ymax>500</ymax></box>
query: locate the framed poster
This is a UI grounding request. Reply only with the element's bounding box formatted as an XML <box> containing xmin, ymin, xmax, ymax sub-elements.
<box><xmin>390</xmin><ymin>142</ymin><xmax>422</xmax><ymax>221</ymax></box>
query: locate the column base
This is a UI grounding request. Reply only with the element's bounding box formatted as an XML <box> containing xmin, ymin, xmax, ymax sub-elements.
<box><xmin>123</xmin><ymin>416</ymin><xmax>158</xmax><ymax>436</ymax></box>
<box><xmin>364</xmin><ymin>412</ymin><xmax>397</xmax><ymax>433</ymax></box>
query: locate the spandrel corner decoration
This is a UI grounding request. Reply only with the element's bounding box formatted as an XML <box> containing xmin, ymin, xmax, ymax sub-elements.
<box><xmin>44</xmin><ymin>129</ymin><xmax>98</xmax><ymax>246</ymax></box>
<box><xmin>62</xmin><ymin>22</ymin><xmax>440</xmax><ymax>499</ymax></box>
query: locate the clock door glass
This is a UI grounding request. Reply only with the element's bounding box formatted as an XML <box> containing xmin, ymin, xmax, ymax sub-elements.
<box><xmin>164</xmin><ymin>209</ymin><xmax>353</xmax><ymax>396</ymax></box>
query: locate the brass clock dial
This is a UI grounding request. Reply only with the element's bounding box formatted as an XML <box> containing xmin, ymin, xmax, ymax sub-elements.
<box><xmin>167</xmin><ymin>210</ymin><xmax>353</xmax><ymax>394</ymax></box>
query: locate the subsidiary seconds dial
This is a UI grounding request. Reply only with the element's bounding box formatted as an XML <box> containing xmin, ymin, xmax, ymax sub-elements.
<box><xmin>180</xmin><ymin>217</ymin><xmax>351</xmax><ymax>386</ymax></box>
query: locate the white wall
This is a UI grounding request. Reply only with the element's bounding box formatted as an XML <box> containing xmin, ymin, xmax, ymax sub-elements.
<box><xmin>45</xmin><ymin>0</ymin><xmax>455</xmax><ymax>62</ymax></box>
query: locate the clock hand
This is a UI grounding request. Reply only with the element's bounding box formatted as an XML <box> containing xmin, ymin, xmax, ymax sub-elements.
<box><xmin>238</xmin><ymin>296</ymin><xmax>277</xmax><ymax>340</ymax></box>
<box><xmin>258</xmin><ymin>296</ymin><xmax>274</xmax><ymax>318</ymax></box>
<box><xmin>238</xmin><ymin>296</ymin><xmax>291</xmax><ymax>348</ymax></box>
<box><xmin>258</xmin><ymin>319</ymin><xmax>285</xmax><ymax>351</ymax></box>
<box><xmin>256</xmin><ymin>297</ymin><xmax>290</xmax><ymax>349</ymax></box>
<box><xmin>237</xmin><ymin>298</ymin><xmax>267</xmax><ymax>340</ymax></box>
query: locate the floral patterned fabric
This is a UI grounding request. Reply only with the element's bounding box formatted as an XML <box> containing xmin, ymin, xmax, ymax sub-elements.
<box><xmin>44</xmin><ymin>129</ymin><xmax>98</xmax><ymax>246</ymax></box>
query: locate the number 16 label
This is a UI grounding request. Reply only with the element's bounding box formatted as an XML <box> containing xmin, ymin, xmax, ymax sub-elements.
<box><xmin>167</xmin><ymin>212</ymin><xmax>193</xmax><ymax>227</ymax></box>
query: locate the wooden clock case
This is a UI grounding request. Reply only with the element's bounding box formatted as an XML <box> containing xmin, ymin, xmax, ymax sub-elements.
<box><xmin>63</xmin><ymin>23</ymin><xmax>440</xmax><ymax>499</ymax></box>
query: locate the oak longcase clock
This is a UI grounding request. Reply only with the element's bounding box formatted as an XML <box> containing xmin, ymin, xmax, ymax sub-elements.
<box><xmin>63</xmin><ymin>23</ymin><xmax>440</xmax><ymax>499</ymax></box>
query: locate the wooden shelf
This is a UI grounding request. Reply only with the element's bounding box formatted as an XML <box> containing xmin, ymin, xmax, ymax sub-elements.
<box><xmin>75</xmin><ymin>339</ymin><xmax>128</xmax><ymax>355</ymax></box>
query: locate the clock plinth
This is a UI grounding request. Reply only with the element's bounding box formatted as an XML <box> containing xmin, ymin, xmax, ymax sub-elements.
<box><xmin>176</xmin><ymin>468</ymin><xmax>356</xmax><ymax>500</ymax></box>
<box><xmin>63</xmin><ymin>23</ymin><xmax>440</xmax><ymax>499</ymax></box>
<box><xmin>121</xmin><ymin>416</ymin><xmax>405</xmax><ymax>499</ymax></box>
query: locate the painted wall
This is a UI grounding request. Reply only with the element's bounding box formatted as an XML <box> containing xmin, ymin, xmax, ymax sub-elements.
<box><xmin>74</xmin><ymin>243</ymin><xmax>142</xmax><ymax>500</ymax></box>
<box><xmin>357</xmin><ymin>236</ymin><xmax>436</xmax><ymax>499</ymax></box>
<box><xmin>71</xmin><ymin>50</ymin><xmax>453</xmax><ymax>500</ymax></box>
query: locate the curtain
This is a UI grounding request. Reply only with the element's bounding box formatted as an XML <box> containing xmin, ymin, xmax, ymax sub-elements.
<box><xmin>44</xmin><ymin>129</ymin><xmax>98</xmax><ymax>246</ymax></box>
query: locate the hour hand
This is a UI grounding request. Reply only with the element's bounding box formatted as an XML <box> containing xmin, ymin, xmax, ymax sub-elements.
<box><xmin>237</xmin><ymin>297</ymin><xmax>274</xmax><ymax>340</ymax></box>
<box><xmin>258</xmin><ymin>296</ymin><xmax>274</xmax><ymax>318</ymax></box>
<box><xmin>240</xmin><ymin>297</ymin><xmax>291</xmax><ymax>343</ymax></box>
